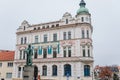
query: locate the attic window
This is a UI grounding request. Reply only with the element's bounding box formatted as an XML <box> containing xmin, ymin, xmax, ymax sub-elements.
<box><xmin>38</xmin><ymin>27</ymin><xmax>40</xmax><ymax>30</ymax></box>
<box><xmin>56</xmin><ymin>24</ymin><xmax>59</xmax><ymax>27</ymax></box>
<box><xmin>34</xmin><ymin>28</ymin><xmax>36</xmax><ymax>30</ymax></box>
<box><xmin>66</xmin><ymin>19</ymin><xmax>68</xmax><ymax>24</ymax></box>
<box><xmin>47</xmin><ymin>26</ymin><xmax>49</xmax><ymax>28</ymax></box>
<box><xmin>51</xmin><ymin>25</ymin><xmax>55</xmax><ymax>28</ymax></box>
<box><xmin>42</xmin><ymin>26</ymin><xmax>45</xmax><ymax>29</ymax></box>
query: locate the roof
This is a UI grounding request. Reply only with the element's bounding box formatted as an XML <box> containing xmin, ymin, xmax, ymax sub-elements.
<box><xmin>0</xmin><ymin>50</ymin><xmax>15</xmax><ymax>61</ymax></box>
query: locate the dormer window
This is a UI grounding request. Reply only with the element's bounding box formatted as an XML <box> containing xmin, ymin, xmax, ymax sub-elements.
<box><xmin>51</xmin><ymin>25</ymin><xmax>55</xmax><ymax>28</ymax></box>
<box><xmin>56</xmin><ymin>24</ymin><xmax>59</xmax><ymax>27</ymax></box>
<box><xmin>42</xmin><ymin>26</ymin><xmax>45</xmax><ymax>29</ymax></box>
<box><xmin>66</xmin><ymin>19</ymin><xmax>68</xmax><ymax>24</ymax></box>
<box><xmin>38</xmin><ymin>27</ymin><xmax>40</xmax><ymax>30</ymax></box>
<box><xmin>34</xmin><ymin>28</ymin><xmax>36</xmax><ymax>30</ymax></box>
<box><xmin>47</xmin><ymin>26</ymin><xmax>49</xmax><ymax>28</ymax></box>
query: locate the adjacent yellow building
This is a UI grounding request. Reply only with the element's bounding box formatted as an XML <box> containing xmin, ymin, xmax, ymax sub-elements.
<box><xmin>0</xmin><ymin>50</ymin><xmax>15</xmax><ymax>80</ymax></box>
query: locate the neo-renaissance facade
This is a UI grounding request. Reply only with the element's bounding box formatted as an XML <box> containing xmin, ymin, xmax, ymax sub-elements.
<box><xmin>13</xmin><ymin>0</ymin><xmax>94</xmax><ymax>80</ymax></box>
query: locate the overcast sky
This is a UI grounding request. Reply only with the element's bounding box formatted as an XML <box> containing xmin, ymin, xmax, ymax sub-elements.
<box><xmin>0</xmin><ymin>0</ymin><xmax>120</xmax><ymax>66</ymax></box>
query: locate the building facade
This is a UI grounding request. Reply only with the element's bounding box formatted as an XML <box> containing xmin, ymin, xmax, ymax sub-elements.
<box><xmin>13</xmin><ymin>0</ymin><xmax>94</xmax><ymax>80</ymax></box>
<box><xmin>0</xmin><ymin>50</ymin><xmax>15</xmax><ymax>80</ymax></box>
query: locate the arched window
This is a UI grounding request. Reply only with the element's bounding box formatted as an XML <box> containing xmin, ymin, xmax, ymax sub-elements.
<box><xmin>38</xmin><ymin>27</ymin><xmax>40</xmax><ymax>30</ymax></box>
<box><xmin>46</xmin><ymin>26</ymin><xmax>49</xmax><ymax>28</ymax></box>
<box><xmin>51</xmin><ymin>25</ymin><xmax>55</xmax><ymax>28</ymax></box>
<box><xmin>42</xmin><ymin>26</ymin><xmax>45</xmax><ymax>29</ymax></box>
<box><xmin>34</xmin><ymin>28</ymin><xmax>36</xmax><ymax>30</ymax></box>
<box><xmin>52</xmin><ymin>65</ymin><xmax>57</xmax><ymax>76</ymax></box>
<box><xmin>42</xmin><ymin>65</ymin><xmax>47</xmax><ymax>76</ymax></box>
<box><xmin>84</xmin><ymin>65</ymin><xmax>90</xmax><ymax>77</ymax></box>
<box><xmin>64</xmin><ymin>64</ymin><xmax>71</xmax><ymax>76</ymax></box>
<box><xmin>56</xmin><ymin>24</ymin><xmax>59</xmax><ymax>27</ymax></box>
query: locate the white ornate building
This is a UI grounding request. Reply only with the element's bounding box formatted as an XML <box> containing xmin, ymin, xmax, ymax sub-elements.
<box><xmin>13</xmin><ymin>0</ymin><xmax>94</xmax><ymax>80</ymax></box>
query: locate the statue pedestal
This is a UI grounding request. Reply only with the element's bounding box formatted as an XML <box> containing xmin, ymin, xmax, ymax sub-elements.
<box><xmin>23</xmin><ymin>65</ymin><xmax>34</xmax><ymax>80</ymax></box>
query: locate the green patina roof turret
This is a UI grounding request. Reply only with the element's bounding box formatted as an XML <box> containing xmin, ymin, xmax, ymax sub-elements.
<box><xmin>77</xmin><ymin>0</ymin><xmax>89</xmax><ymax>15</ymax></box>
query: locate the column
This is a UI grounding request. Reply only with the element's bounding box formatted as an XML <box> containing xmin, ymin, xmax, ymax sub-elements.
<box><xmin>20</xmin><ymin>66</ymin><xmax>23</xmax><ymax>78</ymax></box>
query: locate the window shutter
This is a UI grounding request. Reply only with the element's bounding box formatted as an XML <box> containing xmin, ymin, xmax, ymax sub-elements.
<box><xmin>38</xmin><ymin>46</ymin><xmax>42</xmax><ymax>55</ymax></box>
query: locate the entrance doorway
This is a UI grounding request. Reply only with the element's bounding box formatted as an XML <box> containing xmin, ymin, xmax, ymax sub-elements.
<box><xmin>34</xmin><ymin>65</ymin><xmax>38</xmax><ymax>80</ymax></box>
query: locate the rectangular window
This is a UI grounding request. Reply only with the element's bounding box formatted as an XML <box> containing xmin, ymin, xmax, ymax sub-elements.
<box><xmin>6</xmin><ymin>73</ymin><xmax>12</xmax><ymax>78</ymax></box>
<box><xmin>0</xmin><ymin>63</ymin><xmax>2</xmax><ymax>67</ymax></box>
<box><xmin>68</xmin><ymin>47</ymin><xmax>71</xmax><ymax>57</ymax></box>
<box><xmin>43</xmin><ymin>49</ymin><xmax>47</xmax><ymax>58</ymax></box>
<box><xmin>82</xmin><ymin>30</ymin><xmax>85</xmax><ymax>38</ymax></box>
<box><xmin>68</xmin><ymin>31</ymin><xmax>71</xmax><ymax>39</ymax></box>
<box><xmin>81</xmin><ymin>17</ymin><xmax>84</xmax><ymax>22</ymax></box>
<box><xmin>53</xmin><ymin>48</ymin><xmax>57</xmax><ymax>58</ymax></box>
<box><xmin>23</xmin><ymin>51</ymin><xmax>26</xmax><ymax>59</ymax></box>
<box><xmin>44</xmin><ymin>34</ymin><xmax>47</xmax><ymax>43</ymax></box>
<box><xmin>34</xmin><ymin>49</ymin><xmax>38</xmax><ymax>59</ymax></box>
<box><xmin>19</xmin><ymin>50</ymin><xmax>22</xmax><ymax>60</ymax></box>
<box><xmin>63</xmin><ymin>32</ymin><xmax>66</xmax><ymax>40</ymax></box>
<box><xmin>35</xmin><ymin>36</ymin><xmax>38</xmax><ymax>43</ymax></box>
<box><xmin>83</xmin><ymin>49</ymin><xmax>86</xmax><ymax>57</ymax></box>
<box><xmin>88</xmin><ymin>49</ymin><xmax>90</xmax><ymax>57</ymax></box>
<box><xmin>8</xmin><ymin>63</ymin><xmax>13</xmax><ymax>67</ymax></box>
<box><xmin>24</xmin><ymin>37</ymin><xmax>27</xmax><ymax>44</ymax></box>
<box><xmin>66</xmin><ymin>19</ymin><xmax>68</xmax><ymax>24</ymax></box>
<box><xmin>87</xmin><ymin>30</ymin><xmax>89</xmax><ymax>38</ymax></box>
<box><xmin>63</xmin><ymin>47</ymin><xmax>66</xmax><ymax>57</ymax></box>
<box><xmin>21</xmin><ymin>38</ymin><xmax>23</xmax><ymax>44</ymax></box>
<box><xmin>53</xmin><ymin>33</ymin><xmax>57</xmax><ymax>41</ymax></box>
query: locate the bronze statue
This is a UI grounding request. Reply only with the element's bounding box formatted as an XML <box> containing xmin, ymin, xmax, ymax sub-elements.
<box><xmin>25</xmin><ymin>44</ymin><xmax>33</xmax><ymax>66</ymax></box>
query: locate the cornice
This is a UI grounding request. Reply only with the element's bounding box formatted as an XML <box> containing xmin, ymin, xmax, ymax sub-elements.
<box><xmin>14</xmin><ymin>57</ymin><xmax>94</xmax><ymax>63</ymax></box>
<box><xmin>16</xmin><ymin>23</ymin><xmax>92</xmax><ymax>35</ymax></box>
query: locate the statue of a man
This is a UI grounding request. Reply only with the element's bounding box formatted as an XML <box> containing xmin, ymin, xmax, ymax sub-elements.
<box><xmin>25</xmin><ymin>44</ymin><xmax>33</xmax><ymax>66</ymax></box>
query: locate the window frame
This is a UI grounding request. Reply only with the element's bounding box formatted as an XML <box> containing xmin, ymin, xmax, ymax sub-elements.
<box><xmin>35</xmin><ymin>35</ymin><xmax>39</xmax><ymax>43</ymax></box>
<box><xmin>6</xmin><ymin>73</ymin><xmax>12</xmax><ymax>78</ymax></box>
<box><xmin>63</xmin><ymin>32</ymin><xmax>67</xmax><ymax>40</ymax></box>
<box><xmin>68</xmin><ymin>31</ymin><xmax>71</xmax><ymax>39</ymax></box>
<box><xmin>7</xmin><ymin>62</ymin><xmax>13</xmax><ymax>67</ymax></box>
<box><xmin>53</xmin><ymin>33</ymin><xmax>57</xmax><ymax>42</ymax></box>
<box><xmin>44</xmin><ymin>34</ymin><xmax>48</xmax><ymax>43</ymax></box>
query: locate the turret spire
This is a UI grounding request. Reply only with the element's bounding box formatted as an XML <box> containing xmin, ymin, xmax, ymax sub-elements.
<box><xmin>79</xmin><ymin>0</ymin><xmax>86</xmax><ymax>8</ymax></box>
<box><xmin>77</xmin><ymin>0</ymin><xmax>89</xmax><ymax>15</ymax></box>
